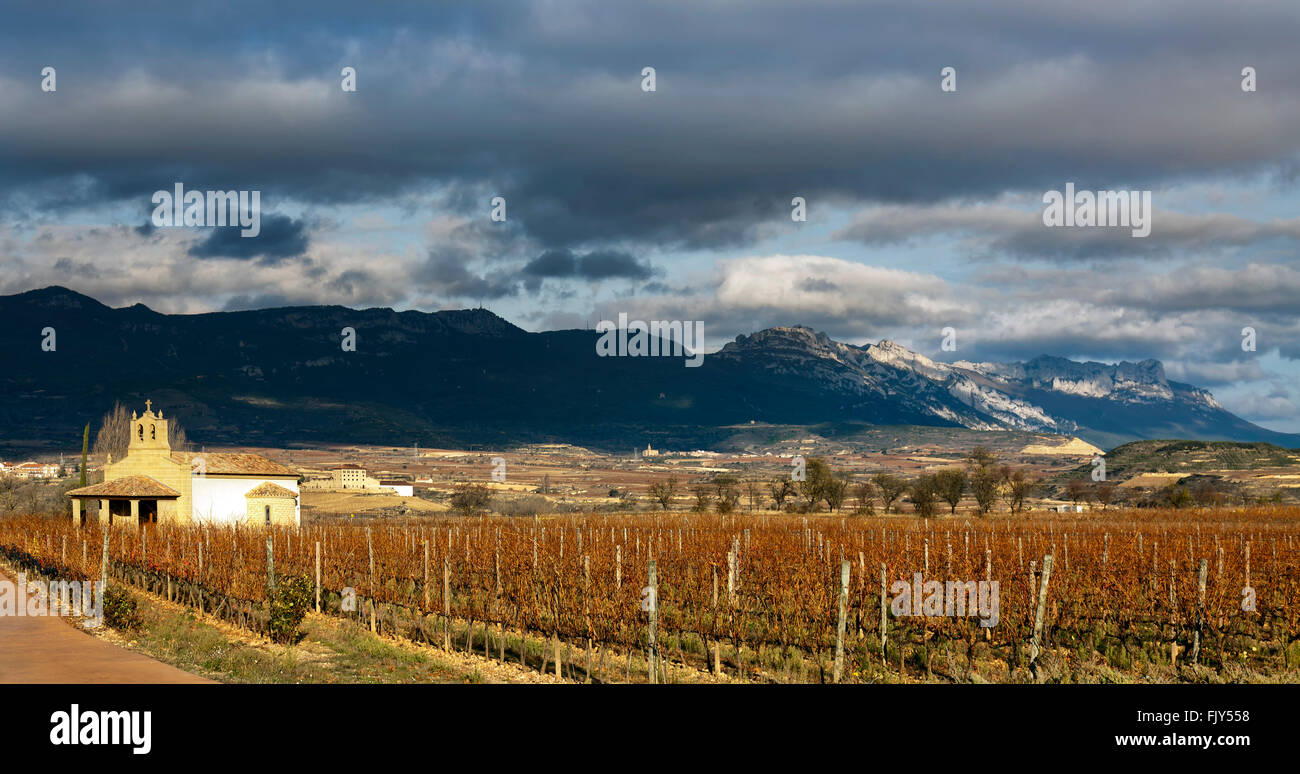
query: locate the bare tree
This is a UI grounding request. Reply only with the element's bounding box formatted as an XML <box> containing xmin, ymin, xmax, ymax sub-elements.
<box><xmin>648</xmin><ymin>477</ymin><xmax>678</xmax><ymax>511</ymax></box>
<box><xmin>966</xmin><ymin>447</ymin><xmax>1000</xmax><ymax>516</ymax></box>
<box><xmin>1066</xmin><ymin>478</ymin><xmax>1087</xmax><ymax>507</ymax></box>
<box><xmin>909</xmin><ymin>474</ymin><xmax>939</xmax><ymax>517</ymax></box>
<box><xmin>1095</xmin><ymin>481</ymin><xmax>1116</xmax><ymax>509</ymax></box>
<box><xmin>825</xmin><ymin>473</ymin><xmax>850</xmax><ymax>512</ymax></box>
<box><xmin>935</xmin><ymin>468</ymin><xmax>967</xmax><ymax>514</ymax></box>
<box><xmin>768</xmin><ymin>477</ymin><xmax>794</xmax><ymax>511</ymax></box>
<box><xmin>713</xmin><ymin>476</ymin><xmax>740</xmax><ymax>514</ymax></box>
<box><xmin>796</xmin><ymin>457</ymin><xmax>832</xmax><ymax>511</ymax></box>
<box><xmin>966</xmin><ymin>445</ymin><xmax>997</xmax><ymax>469</ymax></box>
<box><xmin>1001</xmin><ymin>468</ymin><xmax>1036</xmax><ymax>514</ymax></box>
<box><xmin>691</xmin><ymin>484</ymin><xmax>713</xmax><ymax>513</ymax></box>
<box><xmin>853</xmin><ymin>480</ymin><xmax>876</xmax><ymax>515</ymax></box>
<box><xmin>872</xmin><ymin>473</ymin><xmax>907</xmax><ymax>514</ymax></box>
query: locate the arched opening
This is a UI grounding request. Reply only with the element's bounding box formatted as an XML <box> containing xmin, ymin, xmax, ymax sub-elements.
<box><xmin>264</xmin><ymin>504</ymin><xmax>272</xmax><ymax>526</ymax></box>
<box><xmin>150</xmin><ymin>424</ymin><xmax>156</xmax><ymax>440</ymax></box>
<box><xmin>137</xmin><ymin>424</ymin><xmax>144</xmax><ymax>441</ymax></box>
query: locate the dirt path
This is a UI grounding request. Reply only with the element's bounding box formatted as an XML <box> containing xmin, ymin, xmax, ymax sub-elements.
<box><xmin>0</xmin><ymin>570</ymin><xmax>210</xmax><ymax>684</ymax></box>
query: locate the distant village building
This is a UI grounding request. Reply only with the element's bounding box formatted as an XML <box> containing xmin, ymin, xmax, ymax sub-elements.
<box><xmin>642</xmin><ymin>444</ymin><xmax>659</xmax><ymax>458</ymax></box>
<box><xmin>1051</xmin><ymin>504</ymin><xmax>1086</xmax><ymax>513</ymax></box>
<box><xmin>66</xmin><ymin>400</ymin><xmax>300</xmax><ymax>527</ymax></box>
<box><xmin>301</xmin><ymin>464</ymin><xmax>408</xmax><ymax>494</ymax></box>
<box><xmin>379</xmin><ymin>480</ymin><xmax>414</xmax><ymax>497</ymax></box>
<box><xmin>1</xmin><ymin>461</ymin><xmax>60</xmax><ymax>479</ymax></box>
<box><xmin>332</xmin><ymin>464</ymin><xmax>379</xmax><ymax>490</ymax></box>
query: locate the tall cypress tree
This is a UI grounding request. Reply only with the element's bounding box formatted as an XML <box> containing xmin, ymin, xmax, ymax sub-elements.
<box><xmin>79</xmin><ymin>422</ymin><xmax>89</xmax><ymax>488</ymax></box>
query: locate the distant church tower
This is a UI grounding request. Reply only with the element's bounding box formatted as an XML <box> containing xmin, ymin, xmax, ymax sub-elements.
<box><xmin>130</xmin><ymin>400</ymin><xmax>171</xmax><ymax>455</ymax></box>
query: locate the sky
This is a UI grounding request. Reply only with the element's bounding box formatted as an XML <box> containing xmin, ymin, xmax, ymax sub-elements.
<box><xmin>3</xmin><ymin>0</ymin><xmax>1300</xmax><ymax>430</ymax></box>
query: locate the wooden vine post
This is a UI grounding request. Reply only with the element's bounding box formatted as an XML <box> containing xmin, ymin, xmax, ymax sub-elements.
<box><xmin>711</xmin><ymin>564</ymin><xmax>721</xmax><ymax>675</ymax></box>
<box><xmin>423</xmin><ymin>540</ymin><xmax>430</xmax><ymax>610</ymax></box>
<box><xmin>100</xmin><ymin>531</ymin><xmax>110</xmax><ymax>591</ymax></box>
<box><xmin>647</xmin><ymin>559</ymin><xmax>659</xmax><ymax>684</ymax></box>
<box><xmin>879</xmin><ymin>563</ymin><xmax>888</xmax><ymax>661</ymax></box>
<box><xmin>1192</xmin><ymin>558</ymin><xmax>1208</xmax><ymax>664</ymax></box>
<box><xmin>366</xmin><ymin>527</ymin><xmax>376</xmax><ymax>633</ymax></box>
<box><xmin>265</xmin><ymin>536</ymin><xmax>275</xmax><ymax>593</ymax></box>
<box><xmin>315</xmin><ymin>540</ymin><xmax>322</xmax><ymax>613</ymax></box>
<box><xmin>1028</xmin><ymin>554</ymin><xmax>1054</xmax><ymax>672</ymax></box>
<box><xmin>833</xmin><ymin>560</ymin><xmax>850</xmax><ymax>683</ymax></box>
<box><xmin>197</xmin><ymin>542</ymin><xmax>204</xmax><ymax>616</ymax></box>
<box><xmin>442</xmin><ymin>557</ymin><xmax>451</xmax><ymax>651</ymax></box>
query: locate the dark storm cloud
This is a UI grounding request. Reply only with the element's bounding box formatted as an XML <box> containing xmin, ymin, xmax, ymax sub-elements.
<box><xmin>415</xmin><ymin>248</ymin><xmax>519</xmax><ymax>301</ymax></box>
<box><xmin>418</xmin><ymin>245</ymin><xmax>655</xmax><ymax>298</ymax></box>
<box><xmin>522</xmin><ymin>249</ymin><xmax>652</xmax><ymax>281</ymax></box>
<box><xmin>188</xmin><ymin>214</ymin><xmax>310</xmax><ymax>263</ymax></box>
<box><xmin>51</xmin><ymin>257</ymin><xmax>101</xmax><ymax>279</ymax></box>
<box><xmin>576</xmin><ymin>251</ymin><xmax>653</xmax><ymax>280</ymax></box>
<box><xmin>6</xmin><ymin>0</ymin><xmax>1300</xmax><ymax>253</ymax></box>
<box><xmin>522</xmin><ymin>250</ymin><xmax>577</xmax><ymax>278</ymax></box>
<box><xmin>328</xmin><ymin>269</ymin><xmax>375</xmax><ymax>297</ymax></box>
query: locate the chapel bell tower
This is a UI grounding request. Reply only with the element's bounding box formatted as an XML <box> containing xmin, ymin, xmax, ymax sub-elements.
<box><xmin>129</xmin><ymin>399</ymin><xmax>171</xmax><ymax>454</ymax></box>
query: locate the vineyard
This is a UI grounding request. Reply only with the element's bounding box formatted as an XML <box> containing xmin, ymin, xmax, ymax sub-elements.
<box><xmin>2</xmin><ymin>509</ymin><xmax>1299</xmax><ymax>683</ymax></box>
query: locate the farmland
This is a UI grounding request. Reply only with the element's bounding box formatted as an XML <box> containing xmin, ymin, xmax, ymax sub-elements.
<box><xmin>3</xmin><ymin>508</ymin><xmax>1299</xmax><ymax>683</ymax></box>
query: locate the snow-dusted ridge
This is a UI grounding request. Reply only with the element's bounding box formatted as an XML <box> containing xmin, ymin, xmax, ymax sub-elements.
<box><xmin>717</xmin><ymin>326</ymin><xmax>1228</xmax><ymax>436</ymax></box>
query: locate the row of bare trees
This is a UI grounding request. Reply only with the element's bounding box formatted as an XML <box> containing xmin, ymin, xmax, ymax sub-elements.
<box><xmin>1063</xmin><ymin>475</ymin><xmax>1284</xmax><ymax>510</ymax></box>
<box><xmin>645</xmin><ymin>446</ymin><xmax>1045</xmax><ymax>516</ymax></box>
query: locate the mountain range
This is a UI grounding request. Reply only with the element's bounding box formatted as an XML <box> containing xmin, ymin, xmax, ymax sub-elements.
<box><xmin>1</xmin><ymin>286</ymin><xmax>1295</xmax><ymax>454</ymax></box>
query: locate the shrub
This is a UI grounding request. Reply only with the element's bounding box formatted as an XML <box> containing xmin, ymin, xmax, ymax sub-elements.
<box><xmin>102</xmin><ymin>586</ymin><xmax>143</xmax><ymax>630</ymax></box>
<box><xmin>494</xmin><ymin>495</ymin><xmax>553</xmax><ymax>517</ymax></box>
<box><xmin>449</xmin><ymin>484</ymin><xmax>493</xmax><ymax>516</ymax></box>
<box><xmin>267</xmin><ymin>574</ymin><xmax>314</xmax><ymax>644</ymax></box>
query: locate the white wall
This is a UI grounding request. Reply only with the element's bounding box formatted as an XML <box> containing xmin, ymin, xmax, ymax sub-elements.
<box><xmin>384</xmin><ymin>484</ymin><xmax>414</xmax><ymax>497</ymax></box>
<box><xmin>191</xmin><ymin>476</ymin><xmax>300</xmax><ymax>525</ymax></box>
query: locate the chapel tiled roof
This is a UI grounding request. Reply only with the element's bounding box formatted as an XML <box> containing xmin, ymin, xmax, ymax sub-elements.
<box><xmin>66</xmin><ymin>475</ymin><xmax>181</xmax><ymax>498</ymax></box>
<box><xmin>244</xmin><ymin>481</ymin><xmax>298</xmax><ymax>499</ymax></box>
<box><xmin>171</xmin><ymin>452</ymin><xmax>296</xmax><ymax>476</ymax></box>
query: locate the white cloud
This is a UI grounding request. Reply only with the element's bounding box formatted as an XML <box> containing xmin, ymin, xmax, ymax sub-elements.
<box><xmin>712</xmin><ymin>254</ymin><xmax>960</xmax><ymax>324</ymax></box>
